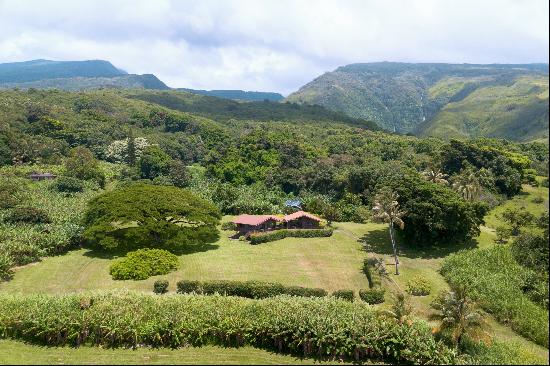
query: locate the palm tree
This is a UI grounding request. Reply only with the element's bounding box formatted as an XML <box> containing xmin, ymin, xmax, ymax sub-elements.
<box><xmin>385</xmin><ymin>292</ymin><xmax>413</xmax><ymax>324</ymax></box>
<box><xmin>452</xmin><ymin>170</ymin><xmax>481</xmax><ymax>201</ymax></box>
<box><xmin>422</xmin><ymin>169</ymin><xmax>448</xmax><ymax>185</ymax></box>
<box><xmin>372</xmin><ymin>189</ymin><xmax>405</xmax><ymax>275</ymax></box>
<box><xmin>431</xmin><ymin>287</ymin><xmax>490</xmax><ymax>347</ymax></box>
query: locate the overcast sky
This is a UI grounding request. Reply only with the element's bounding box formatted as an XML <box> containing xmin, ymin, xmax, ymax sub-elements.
<box><xmin>0</xmin><ymin>0</ymin><xmax>548</xmax><ymax>95</ymax></box>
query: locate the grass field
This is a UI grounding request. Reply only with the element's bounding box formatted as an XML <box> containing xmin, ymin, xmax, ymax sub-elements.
<box><xmin>0</xmin><ymin>183</ymin><xmax>548</xmax><ymax>364</ymax></box>
<box><xmin>0</xmin><ymin>340</ymin><xmax>335</xmax><ymax>365</ymax></box>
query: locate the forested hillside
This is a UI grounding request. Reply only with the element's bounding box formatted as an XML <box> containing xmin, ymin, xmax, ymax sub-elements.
<box><xmin>286</xmin><ymin>62</ymin><xmax>549</xmax><ymax>141</ymax></box>
<box><xmin>178</xmin><ymin>88</ymin><xmax>284</xmax><ymax>101</ymax></box>
<box><xmin>0</xmin><ymin>60</ymin><xmax>169</xmax><ymax>91</ymax></box>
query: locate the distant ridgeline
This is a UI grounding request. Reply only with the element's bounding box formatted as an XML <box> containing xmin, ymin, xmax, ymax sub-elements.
<box><xmin>0</xmin><ymin>59</ymin><xmax>169</xmax><ymax>91</ymax></box>
<box><xmin>286</xmin><ymin>62</ymin><xmax>550</xmax><ymax>142</ymax></box>
<box><xmin>0</xmin><ymin>60</ymin><xmax>284</xmax><ymax>103</ymax></box>
<box><xmin>178</xmin><ymin>88</ymin><xmax>284</xmax><ymax>102</ymax></box>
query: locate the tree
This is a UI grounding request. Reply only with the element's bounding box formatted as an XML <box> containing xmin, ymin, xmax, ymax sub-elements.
<box><xmin>372</xmin><ymin>188</ymin><xmax>405</xmax><ymax>275</ymax></box>
<box><xmin>64</xmin><ymin>146</ymin><xmax>105</xmax><ymax>188</ymax></box>
<box><xmin>452</xmin><ymin>169</ymin><xmax>481</xmax><ymax>201</ymax></box>
<box><xmin>511</xmin><ymin>212</ymin><xmax>549</xmax><ymax>274</ymax></box>
<box><xmin>422</xmin><ymin>169</ymin><xmax>448</xmax><ymax>185</ymax></box>
<box><xmin>126</xmin><ymin>129</ymin><xmax>137</xmax><ymax>166</ymax></box>
<box><xmin>431</xmin><ymin>287</ymin><xmax>490</xmax><ymax>347</ymax></box>
<box><xmin>168</xmin><ymin>160</ymin><xmax>190</xmax><ymax>188</ymax></box>
<box><xmin>391</xmin><ymin>176</ymin><xmax>488</xmax><ymax>246</ymax></box>
<box><xmin>138</xmin><ymin>145</ymin><xmax>172</xmax><ymax>179</ymax></box>
<box><xmin>385</xmin><ymin>292</ymin><xmax>413</xmax><ymax>324</ymax></box>
<box><xmin>501</xmin><ymin>207</ymin><xmax>535</xmax><ymax>236</ymax></box>
<box><xmin>322</xmin><ymin>205</ymin><xmax>341</xmax><ymax>226</ymax></box>
<box><xmin>83</xmin><ymin>184</ymin><xmax>221</xmax><ymax>252</ymax></box>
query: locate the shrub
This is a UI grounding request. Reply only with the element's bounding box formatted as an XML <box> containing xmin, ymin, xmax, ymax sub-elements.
<box><xmin>0</xmin><ymin>252</ymin><xmax>13</xmax><ymax>280</ymax></box>
<box><xmin>176</xmin><ymin>280</ymin><xmax>327</xmax><ymax>299</ymax></box>
<box><xmin>153</xmin><ymin>280</ymin><xmax>169</xmax><ymax>294</ymax></box>
<box><xmin>221</xmin><ymin>221</ymin><xmax>236</xmax><ymax>231</ymax></box>
<box><xmin>0</xmin><ymin>179</ymin><xmax>23</xmax><ymax>209</ymax></box>
<box><xmin>83</xmin><ymin>184</ymin><xmax>221</xmax><ymax>251</ymax></box>
<box><xmin>332</xmin><ymin>289</ymin><xmax>354</xmax><ymax>302</ymax></box>
<box><xmin>7</xmin><ymin>207</ymin><xmax>51</xmax><ymax>224</ymax></box>
<box><xmin>176</xmin><ymin>280</ymin><xmax>200</xmax><ymax>294</ymax></box>
<box><xmin>406</xmin><ymin>276</ymin><xmax>431</xmax><ymax>296</ymax></box>
<box><xmin>359</xmin><ymin>288</ymin><xmax>385</xmax><ymax>304</ymax></box>
<box><xmin>441</xmin><ymin>246</ymin><xmax>549</xmax><ymax>347</ymax></box>
<box><xmin>249</xmin><ymin>228</ymin><xmax>333</xmax><ymax>244</ymax></box>
<box><xmin>52</xmin><ymin>176</ymin><xmax>86</xmax><ymax>193</ymax></box>
<box><xmin>110</xmin><ymin>249</ymin><xmax>179</xmax><ymax>280</ymax></box>
<box><xmin>531</xmin><ymin>195</ymin><xmax>544</xmax><ymax>204</ymax></box>
<box><xmin>0</xmin><ymin>292</ymin><xmax>457</xmax><ymax>364</ymax></box>
<box><xmin>64</xmin><ymin>146</ymin><xmax>106</xmax><ymax>188</ymax></box>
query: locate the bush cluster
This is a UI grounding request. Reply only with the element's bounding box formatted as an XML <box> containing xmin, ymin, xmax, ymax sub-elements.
<box><xmin>153</xmin><ymin>280</ymin><xmax>169</xmax><ymax>294</ymax></box>
<box><xmin>7</xmin><ymin>207</ymin><xmax>51</xmax><ymax>224</ymax></box>
<box><xmin>441</xmin><ymin>245</ymin><xmax>549</xmax><ymax>347</ymax></box>
<box><xmin>0</xmin><ymin>292</ymin><xmax>456</xmax><ymax>364</ymax></box>
<box><xmin>249</xmin><ymin>228</ymin><xmax>333</xmax><ymax>244</ymax></box>
<box><xmin>176</xmin><ymin>280</ymin><xmax>327</xmax><ymax>299</ymax></box>
<box><xmin>51</xmin><ymin>176</ymin><xmax>86</xmax><ymax>193</ymax></box>
<box><xmin>110</xmin><ymin>249</ymin><xmax>179</xmax><ymax>280</ymax></box>
<box><xmin>406</xmin><ymin>276</ymin><xmax>431</xmax><ymax>296</ymax></box>
<box><xmin>359</xmin><ymin>289</ymin><xmax>385</xmax><ymax>304</ymax></box>
<box><xmin>332</xmin><ymin>289</ymin><xmax>354</xmax><ymax>302</ymax></box>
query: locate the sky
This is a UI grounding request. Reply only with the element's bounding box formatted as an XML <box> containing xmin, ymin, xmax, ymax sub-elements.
<box><xmin>0</xmin><ymin>0</ymin><xmax>548</xmax><ymax>95</ymax></box>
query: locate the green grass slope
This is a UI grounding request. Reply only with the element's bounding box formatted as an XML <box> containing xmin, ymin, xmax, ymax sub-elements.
<box><xmin>416</xmin><ymin>75</ymin><xmax>549</xmax><ymax>142</ymax></box>
<box><xmin>286</xmin><ymin>62</ymin><xmax>549</xmax><ymax>141</ymax></box>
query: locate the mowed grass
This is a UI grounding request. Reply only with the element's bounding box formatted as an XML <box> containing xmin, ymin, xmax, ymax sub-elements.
<box><xmin>0</xmin><ymin>340</ymin><xmax>334</xmax><ymax>365</ymax></box>
<box><xmin>484</xmin><ymin>180</ymin><xmax>549</xmax><ymax>230</ymax></box>
<box><xmin>0</xmin><ymin>221</ymin><xmax>374</xmax><ymax>294</ymax></box>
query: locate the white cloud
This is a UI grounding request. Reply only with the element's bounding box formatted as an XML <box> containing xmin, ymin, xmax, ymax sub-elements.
<box><xmin>0</xmin><ymin>0</ymin><xmax>548</xmax><ymax>94</ymax></box>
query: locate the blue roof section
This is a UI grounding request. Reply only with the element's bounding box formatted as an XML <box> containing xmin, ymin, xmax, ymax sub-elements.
<box><xmin>284</xmin><ymin>199</ymin><xmax>302</xmax><ymax>208</ymax></box>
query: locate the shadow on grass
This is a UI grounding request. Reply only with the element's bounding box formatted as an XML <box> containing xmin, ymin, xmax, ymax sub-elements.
<box><xmin>358</xmin><ymin>228</ymin><xmax>478</xmax><ymax>259</ymax></box>
<box><xmin>82</xmin><ymin>243</ymin><xmax>220</xmax><ymax>259</ymax></box>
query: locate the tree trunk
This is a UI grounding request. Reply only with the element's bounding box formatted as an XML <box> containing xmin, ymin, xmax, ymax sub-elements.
<box><xmin>389</xmin><ymin>222</ymin><xmax>399</xmax><ymax>275</ymax></box>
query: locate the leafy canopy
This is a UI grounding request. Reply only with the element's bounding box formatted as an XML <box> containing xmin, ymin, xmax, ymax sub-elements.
<box><xmin>83</xmin><ymin>183</ymin><xmax>221</xmax><ymax>251</ymax></box>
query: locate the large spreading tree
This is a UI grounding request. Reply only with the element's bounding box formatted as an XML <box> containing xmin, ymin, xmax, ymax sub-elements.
<box><xmin>391</xmin><ymin>176</ymin><xmax>488</xmax><ymax>246</ymax></box>
<box><xmin>83</xmin><ymin>184</ymin><xmax>221</xmax><ymax>252</ymax></box>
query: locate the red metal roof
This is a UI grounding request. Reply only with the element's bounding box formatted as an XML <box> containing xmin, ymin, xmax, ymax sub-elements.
<box><xmin>232</xmin><ymin>214</ymin><xmax>282</xmax><ymax>226</ymax></box>
<box><xmin>283</xmin><ymin>211</ymin><xmax>321</xmax><ymax>222</ymax></box>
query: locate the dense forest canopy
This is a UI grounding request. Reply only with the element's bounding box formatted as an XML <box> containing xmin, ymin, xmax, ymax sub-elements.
<box><xmin>0</xmin><ymin>88</ymin><xmax>546</xmax><ymax>247</ymax></box>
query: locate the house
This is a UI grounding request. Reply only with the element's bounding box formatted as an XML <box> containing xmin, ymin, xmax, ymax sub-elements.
<box><xmin>283</xmin><ymin>211</ymin><xmax>321</xmax><ymax>229</ymax></box>
<box><xmin>29</xmin><ymin>172</ymin><xmax>57</xmax><ymax>181</ymax></box>
<box><xmin>232</xmin><ymin>214</ymin><xmax>282</xmax><ymax>235</ymax></box>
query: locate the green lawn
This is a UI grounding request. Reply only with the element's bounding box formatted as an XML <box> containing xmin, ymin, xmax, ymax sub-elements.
<box><xmin>0</xmin><ymin>221</ymin><xmax>374</xmax><ymax>295</ymax></box>
<box><xmin>0</xmin><ymin>340</ymin><xmax>333</xmax><ymax>365</ymax></box>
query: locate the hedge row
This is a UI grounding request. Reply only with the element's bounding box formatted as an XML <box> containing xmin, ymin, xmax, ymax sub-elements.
<box><xmin>0</xmin><ymin>292</ymin><xmax>456</xmax><ymax>364</ymax></box>
<box><xmin>359</xmin><ymin>289</ymin><xmax>385</xmax><ymax>304</ymax></box>
<box><xmin>249</xmin><ymin>228</ymin><xmax>333</xmax><ymax>244</ymax></box>
<box><xmin>177</xmin><ymin>280</ymin><xmax>327</xmax><ymax>298</ymax></box>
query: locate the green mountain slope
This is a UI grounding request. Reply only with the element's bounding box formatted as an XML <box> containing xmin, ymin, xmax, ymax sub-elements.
<box><xmin>0</xmin><ymin>74</ymin><xmax>169</xmax><ymax>91</ymax></box>
<box><xmin>417</xmin><ymin>75</ymin><xmax>549</xmax><ymax>142</ymax></box>
<box><xmin>177</xmin><ymin>88</ymin><xmax>283</xmax><ymax>102</ymax></box>
<box><xmin>286</xmin><ymin>62</ymin><xmax>549</xmax><ymax>141</ymax></box>
<box><xmin>0</xmin><ymin>59</ymin><xmax>126</xmax><ymax>83</ymax></box>
<box><xmin>126</xmin><ymin>90</ymin><xmax>378</xmax><ymax>129</ymax></box>
<box><xmin>0</xmin><ymin>60</ymin><xmax>168</xmax><ymax>91</ymax></box>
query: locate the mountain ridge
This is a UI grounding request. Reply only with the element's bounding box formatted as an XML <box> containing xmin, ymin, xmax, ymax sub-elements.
<box><xmin>286</xmin><ymin>62</ymin><xmax>549</xmax><ymax>141</ymax></box>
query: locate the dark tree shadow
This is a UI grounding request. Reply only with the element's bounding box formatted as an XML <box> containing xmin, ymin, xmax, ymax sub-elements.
<box><xmin>358</xmin><ymin>228</ymin><xmax>478</xmax><ymax>259</ymax></box>
<box><xmin>82</xmin><ymin>243</ymin><xmax>220</xmax><ymax>259</ymax></box>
